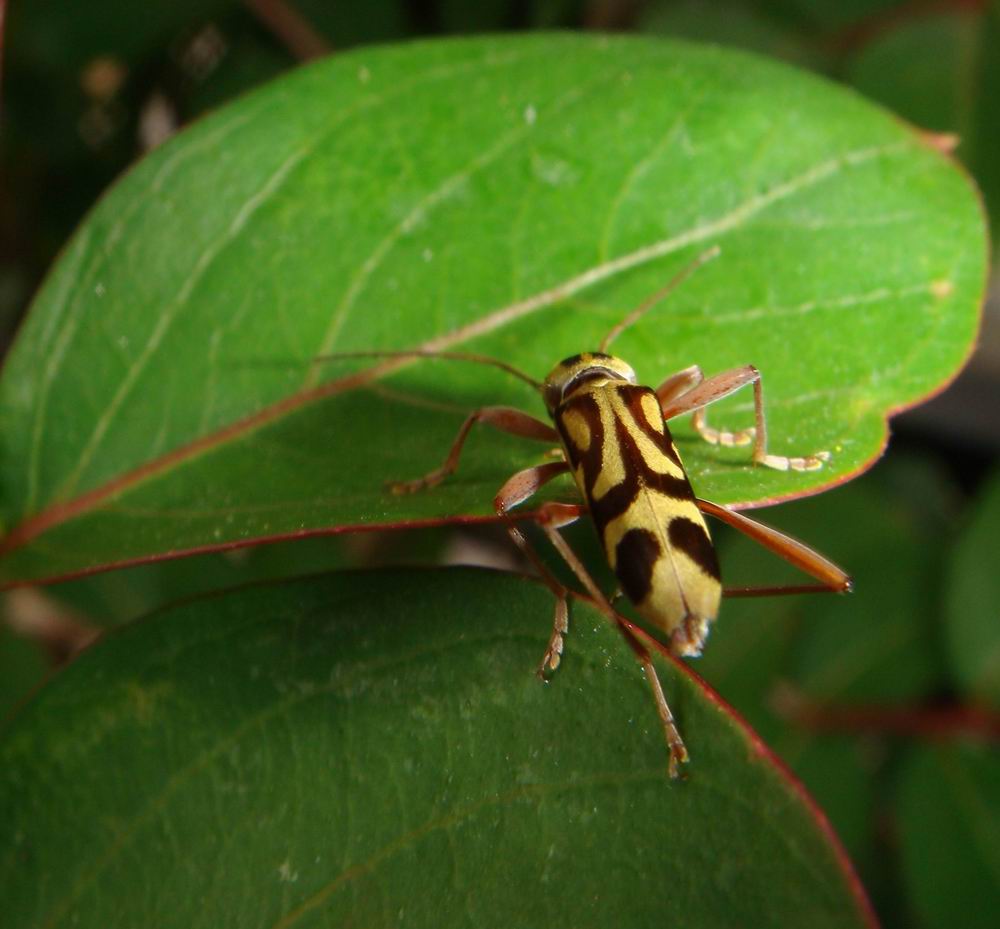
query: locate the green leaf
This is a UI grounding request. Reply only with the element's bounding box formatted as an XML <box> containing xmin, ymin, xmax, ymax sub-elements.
<box><xmin>696</xmin><ymin>456</ymin><xmax>955</xmax><ymax>864</ymax></box>
<box><xmin>0</xmin><ymin>34</ymin><xmax>985</xmax><ymax>585</ymax></box>
<box><xmin>945</xmin><ymin>468</ymin><xmax>1000</xmax><ymax>709</ymax></box>
<box><xmin>701</xmin><ymin>458</ymin><xmax>951</xmax><ymax>717</ymax></box>
<box><xmin>0</xmin><ymin>617</ymin><xmax>48</xmax><ymax>719</ymax></box>
<box><xmin>0</xmin><ymin>567</ymin><xmax>875</xmax><ymax>928</ymax></box>
<box><xmin>845</xmin><ymin>5</ymin><xmax>1000</xmax><ymax>247</ymax></box>
<box><xmin>42</xmin><ymin>528</ymin><xmax>451</xmax><ymax>628</ymax></box>
<box><xmin>846</xmin><ymin>11</ymin><xmax>975</xmax><ymax>135</ymax></box>
<box><xmin>895</xmin><ymin>742</ymin><xmax>1000</xmax><ymax>929</ymax></box>
<box><xmin>786</xmin><ymin>485</ymin><xmax>948</xmax><ymax>707</ymax></box>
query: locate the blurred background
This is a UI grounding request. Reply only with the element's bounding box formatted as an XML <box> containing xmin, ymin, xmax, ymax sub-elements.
<box><xmin>1</xmin><ymin>2</ymin><xmax>998</xmax><ymax>928</ymax></box>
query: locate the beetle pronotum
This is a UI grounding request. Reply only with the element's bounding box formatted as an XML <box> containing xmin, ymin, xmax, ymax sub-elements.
<box><xmin>337</xmin><ymin>247</ymin><xmax>850</xmax><ymax>777</ymax></box>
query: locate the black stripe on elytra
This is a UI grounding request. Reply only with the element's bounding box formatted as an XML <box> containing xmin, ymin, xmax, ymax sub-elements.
<box><xmin>614</xmin><ymin>528</ymin><xmax>661</xmax><ymax>604</ymax></box>
<box><xmin>620</xmin><ymin>386</ymin><xmax>683</xmax><ymax>468</ymax></box>
<box><xmin>556</xmin><ymin>388</ymin><xmax>696</xmax><ymax>540</ymax></box>
<box><xmin>556</xmin><ymin>390</ymin><xmax>604</xmax><ymax>472</ymax></box>
<box><xmin>668</xmin><ymin>516</ymin><xmax>721</xmax><ymax>581</ymax></box>
<box><xmin>611</xmin><ymin>387</ymin><xmax>695</xmax><ymax>508</ymax></box>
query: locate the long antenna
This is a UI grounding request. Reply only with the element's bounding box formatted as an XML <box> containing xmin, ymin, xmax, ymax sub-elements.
<box><xmin>310</xmin><ymin>349</ymin><xmax>543</xmax><ymax>390</ymax></box>
<box><xmin>599</xmin><ymin>245</ymin><xmax>722</xmax><ymax>353</ymax></box>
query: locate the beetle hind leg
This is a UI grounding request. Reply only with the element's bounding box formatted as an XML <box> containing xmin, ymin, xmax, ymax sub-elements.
<box><xmin>493</xmin><ymin>468</ymin><xmax>690</xmax><ymax>778</ymax></box>
<box><xmin>537</xmin><ymin>595</ymin><xmax>569</xmax><ymax>676</ymax></box>
<box><xmin>493</xmin><ymin>463</ymin><xmax>581</xmax><ymax>677</ymax></box>
<box><xmin>638</xmin><ymin>651</ymin><xmax>689</xmax><ymax>779</ymax></box>
<box><xmin>533</xmin><ymin>507</ymin><xmax>690</xmax><ymax>779</ymax></box>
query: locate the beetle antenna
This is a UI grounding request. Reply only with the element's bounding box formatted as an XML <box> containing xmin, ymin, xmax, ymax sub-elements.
<box><xmin>599</xmin><ymin>245</ymin><xmax>721</xmax><ymax>353</ymax></box>
<box><xmin>311</xmin><ymin>349</ymin><xmax>543</xmax><ymax>390</ymax></box>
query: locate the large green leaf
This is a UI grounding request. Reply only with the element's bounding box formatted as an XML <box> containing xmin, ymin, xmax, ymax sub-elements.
<box><xmin>42</xmin><ymin>528</ymin><xmax>451</xmax><ymax>628</ymax></box>
<box><xmin>0</xmin><ymin>567</ymin><xmax>875</xmax><ymax>928</ymax></box>
<box><xmin>0</xmin><ymin>34</ymin><xmax>985</xmax><ymax>585</ymax></box>
<box><xmin>696</xmin><ymin>456</ymin><xmax>954</xmax><ymax>866</ymax></box>
<box><xmin>0</xmin><ymin>618</ymin><xmax>49</xmax><ymax>718</ymax></box>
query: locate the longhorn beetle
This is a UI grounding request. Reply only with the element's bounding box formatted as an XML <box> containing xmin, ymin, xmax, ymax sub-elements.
<box><xmin>337</xmin><ymin>246</ymin><xmax>850</xmax><ymax>777</ymax></box>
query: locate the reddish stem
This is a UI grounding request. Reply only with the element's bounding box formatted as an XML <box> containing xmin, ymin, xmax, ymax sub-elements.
<box><xmin>241</xmin><ymin>0</ymin><xmax>331</xmax><ymax>61</ymax></box>
<box><xmin>777</xmin><ymin>690</ymin><xmax>1000</xmax><ymax>741</ymax></box>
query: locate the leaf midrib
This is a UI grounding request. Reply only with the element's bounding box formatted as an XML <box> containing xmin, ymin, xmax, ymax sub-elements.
<box><xmin>31</xmin><ymin>45</ymin><xmax>553</xmax><ymax>514</ymax></box>
<box><xmin>3</xmin><ymin>140</ymin><xmax>902</xmax><ymax>561</ymax></box>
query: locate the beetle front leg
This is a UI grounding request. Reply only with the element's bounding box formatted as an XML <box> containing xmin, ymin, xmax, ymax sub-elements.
<box><xmin>391</xmin><ymin>406</ymin><xmax>559</xmax><ymax>494</ymax></box>
<box><xmin>659</xmin><ymin>365</ymin><xmax>829</xmax><ymax>472</ymax></box>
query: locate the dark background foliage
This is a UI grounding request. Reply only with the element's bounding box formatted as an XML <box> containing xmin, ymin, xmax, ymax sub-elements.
<box><xmin>1</xmin><ymin>3</ymin><xmax>998</xmax><ymax>928</ymax></box>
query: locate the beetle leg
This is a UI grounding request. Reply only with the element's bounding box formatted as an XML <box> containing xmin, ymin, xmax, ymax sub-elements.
<box><xmin>659</xmin><ymin>366</ymin><xmax>829</xmax><ymax>472</ymax></box>
<box><xmin>494</xmin><ymin>462</ymin><xmax>576</xmax><ymax>674</ymax></box>
<box><xmin>391</xmin><ymin>406</ymin><xmax>559</xmax><ymax>494</ymax></box>
<box><xmin>654</xmin><ymin>364</ymin><xmax>703</xmax><ymax>406</ymax></box>
<box><xmin>697</xmin><ymin>498</ymin><xmax>851</xmax><ymax>592</ymax></box>
<box><xmin>495</xmin><ymin>471</ymin><xmax>690</xmax><ymax>777</ymax></box>
<box><xmin>657</xmin><ymin>365</ymin><xmax>754</xmax><ymax>449</ymax></box>
<box><xmin>723</xmin><ymin>583</ymin><xmax>846</xmax><ymax>598</ymax></box>
<box><xmin>637</xmin><ymin>649</ymin><xmax>690</xmax><ymax>780</ymax></box>
<box><xmin>533</xmin><ymin>506</ymin><xmax>689</xmax><ymax>779</ymax></box>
